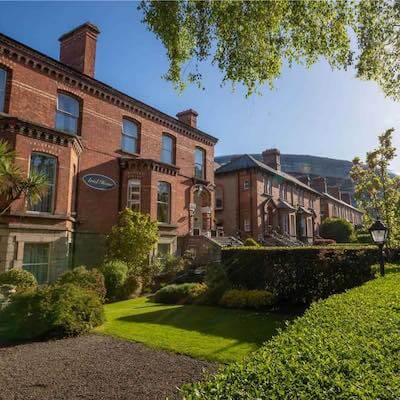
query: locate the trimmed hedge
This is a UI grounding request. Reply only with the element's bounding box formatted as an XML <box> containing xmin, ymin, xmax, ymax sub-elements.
<box><xmin>182</xmin><ymin>273</ymin><xmax>400</xmax><ymax>399</ymax></box>
<box><xmin>222</xmin><ymin>246</ymin><xmax>377</xmax><ymax>303</ymax></box>
<box><xmin>220</xmin><ymin>289</ymin><xmax>275</xmax><ymax>309</ymax></box>
<box><xmin>320</xmin><ymin>217</ymin><xmax>355</xmax><ymax>243</ymax></box>
<box><xmin>153</xmin><ymin>283</ymin><xmax>207</xmax><ymax>304</ymax></box>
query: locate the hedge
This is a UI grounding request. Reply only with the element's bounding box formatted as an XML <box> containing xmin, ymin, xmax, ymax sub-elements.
<box><xmin>181</xmin><ymin>273</ymin><xmax>400</xmax><ymax>399</ymax></box>
<box><xmin>222</xmin><ymin>246</ymin><xmax>377</xmax><ymax>303</ymax></box>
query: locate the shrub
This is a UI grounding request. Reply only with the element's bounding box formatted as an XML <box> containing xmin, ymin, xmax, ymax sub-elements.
<box><xmin>0</xmin><ymin>269</ymin><xmax>37</xmax><ymax>291</ymax></box>
<box><xmin>56</xmin><ymin>266</ymin><xmax>106</xmax><ymax>302</ymax></box>
<box><xmin>220</xmin><ymin>289</ymin><xmax>275</xmax><ymax>309</ymax></box>
<box><xmin>182</xmin><ymin>274</ymin><xmax>400</xmax><ymax>399</ymax></box>
<box><xmin>222</xmin><ymin>246</ymin><xmax>377</xmax><ymax>303</ymax></box>
<box><xmin>46</xmin><ymin>284</ymin><xmax>104</xmax><ymax>337</ymax></box>
<box><xmin>100</xmin><ymin>260</ymin><xmax>128</xmax><ymax>300</ymax></box>
<box><xmin>0</xmin><ymin>283</ymin><xmax>104</xmax><ymax>340</ymax></box>
<box><xmin>153</xmin><ymin>283</ymin><xmax>206</xmax><ymax>304</ymax></box>
<box><xmin>357</xmin><ymin>232</ymin><xmax>373</xmax><ymax>244</ymax></box>
<box><xmin>314</xmin><ymin>237</ymin><xmax>336</xmax><ymax>245</ymax></box>
<box><xmin>0</xmin><ymin>284</ymin><xmax>16</xmax><ymax>309</ymax></box>
<box><xmin>120</xmin><ymin>273</ymin><xmax>141</xmax><ymax>299</ymax></box>
<box><xmin>203</xmin><ymin>263</ymin><xmax>231</xmax><ymax>305</ymax></box>
<box><xmin>243</xmin><ymin>238</ymin><xmax>260</xmax><ymax>247</ymax></box>
<box><xmin>320</xmin><ymin>217</ymin><xmax>355</xmax><ymax>243</ymax></box>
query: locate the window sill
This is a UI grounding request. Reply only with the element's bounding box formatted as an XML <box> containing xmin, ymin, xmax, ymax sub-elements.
<box><xmin>117</xmin><ymin>149</ymin><xmax>140</xmax><ymax>157</ymax></box>
<box><xmin>157</xmin><ymin>222</ymin><xmax>178</xmax><ymax>229</ymax></box>
<box><xmin>9</xmin><ymin>211</ymin><xmax>76</xmax><ymax>222</ymax></box>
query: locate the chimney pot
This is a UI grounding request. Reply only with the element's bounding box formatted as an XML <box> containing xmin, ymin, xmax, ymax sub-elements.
<box><xmin>59</xmin><ymin>22</ymin><xmax>100</xmax><ymax>77</ymax></box>
<box><xmin>262</xmin><ymin>148</ymin><xmax>281</xmax><ymax>171</ymax></box>
<box><xmin>176</xmin><ymin>109</ymin><xmax>198</xmax><ymax>128</ymax></box>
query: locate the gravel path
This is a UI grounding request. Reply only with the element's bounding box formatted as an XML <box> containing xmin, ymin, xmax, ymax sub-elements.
<box><xmin>0</xmin><ymin>335</ymin><xmax>216</xmax><ymax>400</ymax></box>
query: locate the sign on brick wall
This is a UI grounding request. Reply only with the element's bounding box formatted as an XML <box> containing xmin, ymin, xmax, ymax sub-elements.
<box><xmin>82</xmin><ymin>174</ymin><xmax>117</xmax><ymax>190</ymax></box>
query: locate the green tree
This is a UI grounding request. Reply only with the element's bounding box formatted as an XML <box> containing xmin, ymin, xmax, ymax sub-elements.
<box><xmin>0</xmin><ymin>140</ymin><xmax>47</xmax><ymax>215</ymax></box>
<box><xmin>350</xmin><ymin>129</ymin><xmax>400</xmax><ymax>247</ymax></box>
<box><xmin>139</xmin><ymin>0</ymin><xmax>400</xmax><ymax>99</ymax></box>
<box><xmin>320</xmin><ymin>217</ymin><xmax>355</xmax><ymax>243</ymax></box>
<box><xmin>105</xmin><ymin>208</ymin><xmax>159</xmax><ymax>275</ymax></box>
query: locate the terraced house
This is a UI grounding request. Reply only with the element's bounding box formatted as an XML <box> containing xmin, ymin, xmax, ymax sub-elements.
<box><xmin>0</xmin><ymin>23</ymin><xmax>218</xmax><ymax>283</ymax></box>
<box><xmin>215</xmin><ymin>149</ymin><xmax>363</xmax><ymax>245</ymax></box>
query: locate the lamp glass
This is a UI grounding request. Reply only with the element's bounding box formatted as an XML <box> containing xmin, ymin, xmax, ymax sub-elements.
<box><xmin>371</xmin><ymin>229</ymin><xmax>386</xmax><ymax>244</ymax></box>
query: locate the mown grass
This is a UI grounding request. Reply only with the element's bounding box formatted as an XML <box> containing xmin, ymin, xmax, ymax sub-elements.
<box><xmin>96</xmin><ymin>297</ymin><xmax>290</xmax><ymax>363</ymax></box>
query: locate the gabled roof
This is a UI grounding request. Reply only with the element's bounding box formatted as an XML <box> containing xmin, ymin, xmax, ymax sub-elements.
<box><xmin>215</xmin><ymin>154</ymin><xmax>321</xmax><ymax>195</ymax></box>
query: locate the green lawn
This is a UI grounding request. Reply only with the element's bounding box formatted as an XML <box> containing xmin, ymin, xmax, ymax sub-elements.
<box><xmin>96</xmin><ymin>297</ymin><xmax>290</xmax><ymax>363</ymax></box>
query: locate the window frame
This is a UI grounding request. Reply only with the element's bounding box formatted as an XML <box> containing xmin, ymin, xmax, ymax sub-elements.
<box><xmin>22</xmin><ymin>242</ymin><xmax>50</xmax><ymax>285</ymax></box>
<box><xmin>161</xmin><ymin>133</ymin><xmax>176</xmax><ymax>165</ymax></box>
<box><xmin>264</xmin><ymin>177</ymin><xmax>272</xmax><ymax>195</ymax></box>
<box><xmin>55</xmin><ymin>91</ymin><xmax>81</xmax><ymax>135</ymax></box>
<box><xmin>215</xmin><ymin>186</ymin><xmax>223</xmax><ymax>210</ymax></box>
<box><xmin>0</xmin><ymin>66</ymin><xmax>8</xmax><ymax>114</ymax></box>
<box><xmin>157</xmin><ymin>181</ymin><xmax>171</xmax><ymax>224</ymax></box>
<box><xmin>243</xmin><ymin>180</ymin><xmax>250</xmax><ymax>190</ymax></box>
<box><xmin>127</xmin><ymin>178</ymin><xmax>141</xmax><ymax>212</ymax></box>
<box><xmin>121</xmin><ymin>117</ymin><xmax>140</xmax><ymax>155</ymax></box>
<box><xmin>27</xmin><ymin>152</ymin><xmax>57</xmax><ymax>214</ymax></box>
<box><xmin>194</xmin><ymin>147</ymin><xmax>206</xmax><ymax>180</ymax></box>
<box><xmin>244</xmin><ymin>218</ymin><xmax>251</xmax><ymax>232</ymax></box>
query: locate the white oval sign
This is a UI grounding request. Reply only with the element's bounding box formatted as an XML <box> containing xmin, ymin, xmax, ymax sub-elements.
<box><xmin>82</xmin><ymin>174</ymin><xmax>117</xmax><ymax>191</ymax></box>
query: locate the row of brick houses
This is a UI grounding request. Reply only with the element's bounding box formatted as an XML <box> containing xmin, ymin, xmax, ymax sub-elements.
<box><xmin>0</xmin><ymin>23</ymin><xmax>363</xmax><ymax>283</ymax></box>
<box><xmin>215</xmin><ymin>149</ymin><xmax>363</xmax><ymax>244</ymax></box>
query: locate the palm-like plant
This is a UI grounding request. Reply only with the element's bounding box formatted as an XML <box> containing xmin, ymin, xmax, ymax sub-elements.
<box><xmin>0</xmin><ymin>140</ymin><xmax>48</xmax><ymax>215</ymax></box>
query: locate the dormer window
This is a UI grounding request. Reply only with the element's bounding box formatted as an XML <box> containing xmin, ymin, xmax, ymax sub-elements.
<box><xmin>122</xmin><ymin>118</ymin><xmax>139</xmax><ymax>154</ymax></box>
<box><xmin>55</xmin><ymin>93</ymin><xmax>80</xmax><ymax>134</ymax></box>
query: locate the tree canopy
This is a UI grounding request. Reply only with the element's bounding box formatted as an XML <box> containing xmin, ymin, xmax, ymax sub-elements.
<box><xmin>139</xmin><ymin>0</ymin><xmax>400</xmax><ymax>99</ymax></box>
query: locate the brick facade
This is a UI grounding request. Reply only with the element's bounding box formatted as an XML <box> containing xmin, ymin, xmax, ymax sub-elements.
<box><xmin>0</xmin><ymin>23</ymin><xmax>217</xmax><ymax>281</ymax></box>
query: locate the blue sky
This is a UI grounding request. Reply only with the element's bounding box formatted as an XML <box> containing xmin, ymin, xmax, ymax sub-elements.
<box><xmin>1</xmin><ymin>1</ymin><xmax>399</xmax><ymax>173</ymax></box>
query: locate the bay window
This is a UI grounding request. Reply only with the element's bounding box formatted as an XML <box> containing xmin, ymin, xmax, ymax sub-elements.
<box><xmin>28</xmin><ymin>153</ymin><xmax>57</xmax><ymax>213</ymax></box>
<box><xmin>56</xmin><ymin>93</ymin><xmax>80</xmax><ymax>134</ymax></box>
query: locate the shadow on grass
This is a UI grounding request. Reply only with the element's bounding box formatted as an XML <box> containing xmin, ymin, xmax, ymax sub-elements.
<box><xmin>117</xmin><ymin>302</ymin><xmax>290</xmax><ymax>345</ymax></box>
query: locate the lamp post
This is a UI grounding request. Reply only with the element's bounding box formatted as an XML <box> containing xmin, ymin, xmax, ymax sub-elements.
<box><xmin>369</xmin><ymin>219</ymin><xmax>388</xmax><ymax>277</ymax></box>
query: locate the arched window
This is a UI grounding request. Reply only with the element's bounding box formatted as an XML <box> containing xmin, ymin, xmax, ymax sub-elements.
<box><xmin>194</xmin><ymin>147</ymin><xmax>206</xmax><ymax>179</ymax></box>
<box><xmin>55</xmin><ymin>93</ymin><xmax>80</xmax><ymax>134</ymax></box>
<box><xmin>28</xmin><ymin>153</ymin><xmax>57</xmax><ymax>213</ymax></box>
<box><xmin>161</xmin><ymin>133</ymin><xmax>175</xmax><ymax>164</ymax></box>
<box><xmin>122</xmin><ymin>118</ymin><xmax>139</xmax><ymax>154</ymax></box>
<box><xmin>0</xmin><ymin>67</ymin><xmax>7</xmax><ymax>113</ymax></box>
<box><xmin>157</xmin><ymin>181</ymin><xmax>171</xmax><ymax>223</ymax></box>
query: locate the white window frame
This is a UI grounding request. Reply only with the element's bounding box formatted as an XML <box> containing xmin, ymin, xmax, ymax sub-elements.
<box><xmin>55</xmin><ymin>93</ymin><xmax>80</xmax><ymax>134</ymax></box>
<box><xmin>194</xmin><ymin>147</ymin><xmax>206</xmax><ymax>179</ymax></box>
<box><xmin>264</xmin><ymin>177</ymin><xmax>272</xmax><ymax>195</ymax></box>
<box><xmin>127</xmin><ymin>179</ymin><xmax>141</xmax><ymax>212</ymax></box>
<box><xmin>122</xmin><ymin>118</ymin><xmax>139</xmax><ymax>154</ymax></box>
<box><xmin>161</xmin><ymin>133</ymin><xmax>175</xmax><ymax>165</ymax></box>
<box><xmin>243</xmin><ymin>180</ymin><xmax>250</xmax><ymax>190</ymax></box>
<box><xmin>244</xmin><ymin>218</ymin><xmax>251</xmax><ymax>232</ymax></box>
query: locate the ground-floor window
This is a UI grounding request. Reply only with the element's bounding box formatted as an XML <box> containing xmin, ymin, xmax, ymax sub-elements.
<box><xmin>22</xmin><ymin>243</ymin><xmax>50</xmax><ymax>285</ymax></box>
<box><xmin>157</xmin><ymin>243</ymin><xmax>171</xmax><ymax>257</ymax></box>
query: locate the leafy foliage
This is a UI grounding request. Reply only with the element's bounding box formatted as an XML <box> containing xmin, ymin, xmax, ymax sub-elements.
<box><xmin>0</xmin><ymin>139</ymin><xmax>47</xmax><ymax>215</ymax></box>
<box><xmin>243</xmin><ymin>238</ymin><xmax>260</xmax><ymax>247</ymax></box>
<box><xmin>140</xmin><ymin>1</ymin><xmax>400</xmax><ymax>100</ymax></box>
<box><xmin>320</xmin><ymin>217</ymin><xmax>355</xmax><ymax>243</ymax></box>
<box><xmin>220</xmin><ymin>289</ymin><xmax>275</xmax><ymax>310</ymax></box>
<box><xmin>0</xmin><ymin>268</ymin><xmax>37</xmax><ymax>291</ymax></box>
<box><xmin>56</xmin><ymin>266</ymin><xmax>106</xmax><ymax>302</ymax></box>
<box><xmin>203</xmin><ymin>262</ymin><xmax>231</xmax><ymax>305</ymax></box>
<box><xmin>182</xmin><ymin>273</ymin><xmax>400</xmax><ymax>399</ymax></box>
<box><xmin>0</xmin><ymin>283</ymin><xmax>104</xmax><ymax>340</ymax></box>
<box><xmin>105</xmin><ymin>208</ymin><xmax>159</xmax><ymax>287</ymax></box>
<box><xmin>100</xmin><ymin>260</ymin><xmax>129</xmax><ymax>300</ymax></box>
<box><xmin>350</xmin><ymin>129</ymin><xmax>400</xmax><ymax>247</ymax></box>
<box><xmin>153</xmin><ymin>283</ymin><xmax>207</xmax><ymax>304</ymax></box>
<box><xmin>222</xmin><ymin>246</ymin><xmax>377</xmax><ymax>303</ymax></box>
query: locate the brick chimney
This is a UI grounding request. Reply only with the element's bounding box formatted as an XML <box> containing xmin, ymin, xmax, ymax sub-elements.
<box><xmin>311</xmin><ymin>176</ymin><xmax>327</xmax><ymax>193</ymax></box>
<box><xmin>341</xmin><ymin>192</ymin><xmax>352</xmax><ymax>205</ymax></box>
<box><xmin>176</xmin><ymin>109</ymin><xmax>198</xmax><ymax>128</ymax></box>
<box><xmin>59</xmin><ymin>22</ymin><xmax>100</xmax><ymax>77</ymax></box>
<box><xmin>297</xmin><ymin>175</ymin><xmax>311</xmax><ymax>186</ymax></box>
<box><xmin>262</xmin><ymin>148</ymin><xmax>281</xmax><ymax>171</ymax></box>
<box><xmin>327</xmin><ymin>186</ymin><xmax>341</xmax><ymax>200</ymax></box>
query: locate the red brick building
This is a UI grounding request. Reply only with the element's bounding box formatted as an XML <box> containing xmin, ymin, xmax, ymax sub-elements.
<box><xmin>0</xmin><ymin>23</ymin><xmax>217</xmax><ymax>283</ymax></box>
<box><xmin>215</xmin><ymin>149</ymin><xmax>363</xmax><ymax>245</ymax></box>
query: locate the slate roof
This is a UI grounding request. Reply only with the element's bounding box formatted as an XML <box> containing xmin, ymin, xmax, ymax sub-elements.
<box><xmin>215</xmin><ymin>154</ymin><xmax>321</xmax><ymax>195</ymax></box>
<box><xmin>322</xmin><ymin>192</ymin><xmax>363</xmax><ymax>213</ymax></box>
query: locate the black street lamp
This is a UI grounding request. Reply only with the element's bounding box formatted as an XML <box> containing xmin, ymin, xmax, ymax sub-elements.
<box><xmin>369</xmin><ymin>219</ymin><xmax>388</xmax><ymax>277</ymax></box>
